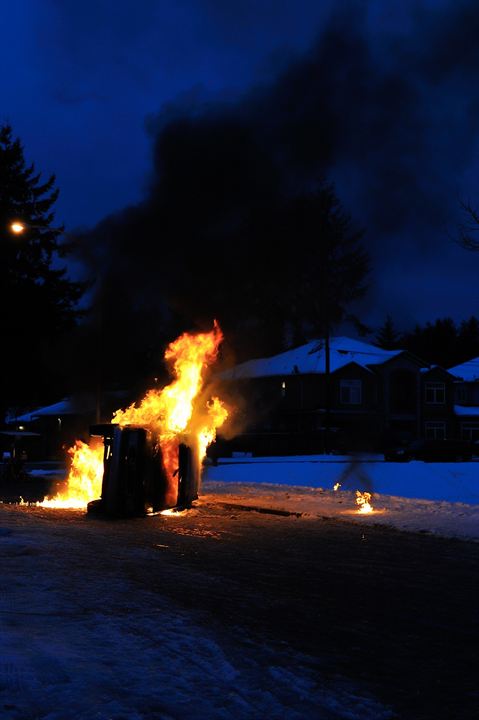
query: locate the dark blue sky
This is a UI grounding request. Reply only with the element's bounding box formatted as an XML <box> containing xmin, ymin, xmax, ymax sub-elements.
<box><xmin>2</xmin><ymin>0</ymin><xmax>479</xmax><ymax>332</ymax></box>
<box><xmin>2</xmin><ymin>1</ymin><xmax>331</xmax><ymax>228</ymax></box>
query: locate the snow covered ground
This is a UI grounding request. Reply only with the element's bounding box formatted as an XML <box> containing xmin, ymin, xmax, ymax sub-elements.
<box><xmin>1</xmin><ymin>455</ymin><xmax>479</xmax><ymax>719</ymax></box>
<box><xmin>203</xmin><ymin>454</ymin><xmax>479</xmax><ymax>541</ymax></box>
<box><xmin>0</xmin><ymin>505</ymin><xmax>394</xmax><ymax>720</ymax></box>
<box><xmin>26</xmin><ymin>454</ymin><xmax>479</xmax><ymax>540</ymax></box>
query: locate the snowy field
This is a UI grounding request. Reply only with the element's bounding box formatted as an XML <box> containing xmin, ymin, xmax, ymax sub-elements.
<box><xmin>0</xmin><ymin>504</ymin><xmax>396</xmax><ymax>720</ymax></box>
<box><xmin>1</xmin><ymin>455</ymin><xmax>477</xmax><ymax>719</ymax></box>
<box><xmin>204</xmin><ymin>454</ymin><xmax>479</xmax><ymax>541</ymax></box>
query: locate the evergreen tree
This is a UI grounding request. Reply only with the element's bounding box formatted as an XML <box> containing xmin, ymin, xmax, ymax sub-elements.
<box><xmin>402</xmin><ymin>317</ymin><xmax>458</xmax><ymax>368</ymax></box>
<box><xmin>133</xmin><ymin>178</ymin><xmax>370</xmax><ymax>360</ymax></box>
<box><xmin>0</xmin><ymin>124</ymin><xmax>85</xmax><ymax>420</ymax></box>
<box><xmin>376</xmin><ymin>315</ymin><xmax>401</xmax><ymax>349</ymax></box>
<box><xmin>457</xmin><ymin>316</ymin><xmax>479</xmax><ymax>364</ymax></box>
<box><xmin>239</xmin><ymin>182</ymin><xmax>370</xmax><ymax>351</ymax></box>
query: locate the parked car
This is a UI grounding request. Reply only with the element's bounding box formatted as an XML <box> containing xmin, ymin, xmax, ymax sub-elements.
<box><xmin>384</xmin><ymin>438</ymin><xmax>478</xmax><ymax>462</ymax></box>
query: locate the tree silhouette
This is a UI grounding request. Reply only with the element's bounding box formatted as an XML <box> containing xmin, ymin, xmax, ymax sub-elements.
<box><xmin>457</xmin><ymin>201</ymin><xmax>479</xmax><ymax>250</ymax></box>
<box><xmin>457</xmin><ymin>316</ymin><xmax>479</xmax><ymax>363</ymax></box>
<box><xmin>163</xmin><ymin>181</ymin><xmax>370</xmax><ymax>359</ymax></box>
<box><xmin>376</xmin><ymin>315</ymin><xmax>401</xmax><ymax>349</ymax></box>
<box><xmin>259</xmin><ymin>182</ymin><xmax>370</xmax><ymax>347</ymax></box>
<box><xmin>0</xmin><ymin>124</ymin><xmax>85</xmax><ymax>420</ymax></box>
<box><xmin>402</xmin><ymin>318</ymin><xmax>458</xmax><ymax>368</ymax></box>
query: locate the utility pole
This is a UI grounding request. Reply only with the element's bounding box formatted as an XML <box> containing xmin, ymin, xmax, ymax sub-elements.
<box><xmin>324</xmin><ymin>325</ymin><xmax>331</xmax><ymax>454</ymax></box>
<box><xmin>95</xmin><ymin>281</ymin><xmax>103</xmax><ymax>424</ymax></box>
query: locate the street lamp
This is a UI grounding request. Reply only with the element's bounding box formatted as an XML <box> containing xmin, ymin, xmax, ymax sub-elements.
<box><xmin>8</xmin><ymin>218</ymin><xmax>103</xmax><ymax>423</ymax></box>
<box><xmin>8</xmin><ymin>220</ymin><xmax>48</xmax><ymax>235</ymax></box>
<box><xmin>9</xmin><ymin>221</ymin><xmax>26</xmax><ymax>234</ymax></box>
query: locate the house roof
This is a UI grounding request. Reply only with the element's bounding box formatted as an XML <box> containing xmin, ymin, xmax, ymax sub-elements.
<box><xmin>219</xmin><ymin>336</ymin><xmax>403</xmax><ymax>380</ymax></box>
<box><xmin>0</xmin><ymin>430</ymin><xmax>42</xmax><ymax>437</ymax></box>
<box><xmin>448</xmin><ymin>358</ymin><xmax>479</xmax><ymax>381</ymax></box>
<box><xmin>419</xmin><ymin>364</ymin><xmax>455</xmax><ymax>378</ymax></box>
<box><xmin>14</xmin><ymin>397</ymin><xmax>96</xmax><ymax>422</ymax></box>
<box><xmin>454</xmin><ymin>404</ymin><xmax>479</xmax><ymax>417</ymax></box>
<box><xmin>11</xmin><ymin>390</ymin><xmax>129</xmax><ymax>423</ymax></box>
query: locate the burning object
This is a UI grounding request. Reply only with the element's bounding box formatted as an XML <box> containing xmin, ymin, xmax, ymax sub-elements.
<box><xmin>39</xmin><ymin>323</ymin><xmax>228</xmax><ymax>515</ymax></box>
<box><xmin>85</xmin><ymin>425</ymin><xmax>200</xmax><ymax>517</ymax></box>
<box><xmin>356</xmin><ymin>491</ymin><xmax>373</xmax><ymax>514</ymax></box>
<box><xmin>39</xmin><ymin>439</ymin><xmax>104</xmax><ymax>509</ymax></box>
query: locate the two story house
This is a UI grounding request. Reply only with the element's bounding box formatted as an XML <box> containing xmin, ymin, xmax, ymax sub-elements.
<box><xmin>217</xmin><ymin>336</ymin><xmax>458</xmax><ymax>455</ymax></box>
<box><xmin>448</xmin><ymin>358</ymin><xmax>479</xmax><ymax>441</ymax></box>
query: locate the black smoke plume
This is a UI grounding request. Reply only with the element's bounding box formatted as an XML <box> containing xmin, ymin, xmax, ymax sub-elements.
<box><xmin>71</xmin><ymin>0</ymin><xmax>479</xmax><ymax>388</ymax></box>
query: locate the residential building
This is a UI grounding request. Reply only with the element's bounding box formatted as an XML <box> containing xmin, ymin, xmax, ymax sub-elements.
<box><xmin>448</xmin><ymin>358</ymin><xmax>479</xmax><ymax>441</ymax></box>
<box><xmin>215</xmin><ymin>336</ymin><xmax>458</xmax><ymax>455</ymax></box>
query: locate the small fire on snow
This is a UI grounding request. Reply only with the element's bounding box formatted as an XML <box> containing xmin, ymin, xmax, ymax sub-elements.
<box><xmin>356</xmin><ymin>491</ymin><xmax>373</xmax><ymax>514</ymax></box>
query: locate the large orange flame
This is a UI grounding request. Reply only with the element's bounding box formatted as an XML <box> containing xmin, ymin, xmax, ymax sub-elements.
<box><xmin>39</xmin><ymin>322</ymin><xmax>228</xmax><ymax>509</ymax></box>
<box><xmin>112</xmin><ymin>321</ymin><xmax>227</xmax><ymax>479</ymax></box>
<box><xmin>39</xmin><ymin>440</ymin><xmax>104</xmax><ymax>509</ymax></box>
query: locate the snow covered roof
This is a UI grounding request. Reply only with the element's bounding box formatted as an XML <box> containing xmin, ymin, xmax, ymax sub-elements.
<box><xmin>419</xmin><ymin>364</ymin><xmax>454</xmax><ymax>377</ymax></box>
<box><xmin>220</xmin><ymin>336</ymin><xmax>402</xmax><ymax>380</ymax></box>
<box><xmin>448</xmin><ymin>358</ymin><xmax>479</xmax><ymax>381</ymax></box>
<box><xmin>14</xmin><ymin>397</ymin><xmax>94</xmax><ymax>422</ymax></box>
<box><xmin>454</xmin><ymin>404</ymin><xmax>479</xmax><ymax>417</ymax></box>
<box><xmin>11</xmin><ymin>390</ymin><xmax>131</xmax><ymax>424</ymax></box>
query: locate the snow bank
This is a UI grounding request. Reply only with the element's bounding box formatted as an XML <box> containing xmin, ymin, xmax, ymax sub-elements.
<box><xmin>205</xmin><ymin>455</ymin><xmax>479</xmax><ymax>504</ymax></box>
<box><xmin>203</xmin><ymin>456</ymin><xmax>479</xmax><ymax>541</ymax></box>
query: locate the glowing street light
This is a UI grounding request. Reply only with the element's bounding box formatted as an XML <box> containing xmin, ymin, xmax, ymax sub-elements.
<box><xmin>9</xmin><ymin>221</ymin><xmax>26</xmax><ymax>234</ymax></box>
<box><xmin>8</xmin><ymin>220</ymin><xmax>49</xmax><ymax>235</ymax></box>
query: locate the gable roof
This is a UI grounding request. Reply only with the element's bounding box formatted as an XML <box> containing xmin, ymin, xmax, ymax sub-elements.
<box><xmin>11</xmin><ymin>390</ymin><xmax>130</xmax><ymax>424</ymax></box>
<box><xmin>220</xmin><ymin>336</ymin><xmax>402</xmax><ymax>380</ymax></box>
<box><xmin>448</xmin><ymin>358</ymin><xmax>479</xmax><ymax>381</ymax></box>
<box><xmin>420</xmin><ymin>364</ymin><xmax>455</xmax><ymax>378</ymax></box>
<box><xmin>13</xmin><ymin>397</ymin><xmax>96</xmax><ymax>422</ymax></box>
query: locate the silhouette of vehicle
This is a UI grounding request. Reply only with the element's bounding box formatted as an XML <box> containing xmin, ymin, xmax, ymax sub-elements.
<box><xmin>384</xmin><ymin>438</ymin><xmax>477</xmax><ymax>462</ymax></box>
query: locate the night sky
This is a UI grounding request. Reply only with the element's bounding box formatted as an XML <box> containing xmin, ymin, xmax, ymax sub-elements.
<box><xmin>3</xmin><ymin>0</ymin><xmax>479</xmax><ymax>333</ymax></box>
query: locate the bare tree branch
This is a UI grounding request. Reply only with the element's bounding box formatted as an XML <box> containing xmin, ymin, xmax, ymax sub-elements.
<box><xmin>458</xmin><ymin>200</ymin><xmax>479</xmax><ymax>251</ymax></box>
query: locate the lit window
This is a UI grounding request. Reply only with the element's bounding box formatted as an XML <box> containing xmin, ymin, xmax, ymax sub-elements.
<box><xmin>425</xmin><ymin>421</ymin><xmax>446</xmax><ymax>440</ymax></box>
<box><xmin>340</xmin><ymin>379</ymin><xmax>362</xmax><ymax>405</ymax></box>
<box><xmin>281</xmin><ymin>380</ymin><xmax>286</xmax><ymax>398</ymax></box>
<box><xmin>425</xmin><ymin>382</ymin><xmax>445</xmax><ymax>404</ymax></box>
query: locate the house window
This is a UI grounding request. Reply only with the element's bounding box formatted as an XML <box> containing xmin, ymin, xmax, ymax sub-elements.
<box><xmin>425</xmin><ymin>382</ymin><xmax>445</xmax><ymax>404</ymax></box>
<box><xmin>425</xmin><ymin>421</ymin><xmax>446</xmax><ymax>440</ymax></box>
<box><xmin>461</xmin><ymin>423</ymin><xmax>479</xmax><ymax>441</ymax></box>
<box><xmin>455</xmin><ymin>385</ymin><xmax>468</xmax><ymax>404</ymax></box>
<box><xmin>340</xmin><ymin>379</ymin><xmax>362</xmax><ymax>405</ymax></box>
